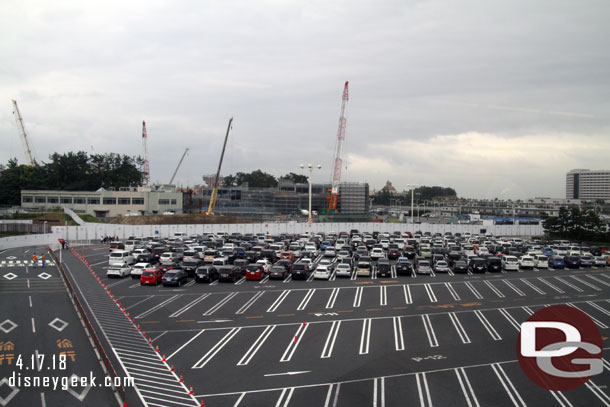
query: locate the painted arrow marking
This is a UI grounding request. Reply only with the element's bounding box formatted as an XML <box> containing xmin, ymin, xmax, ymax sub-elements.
<box><xmin>264</xmin><ymin>371</ymin><xmax>311</xmax><ymax>377</ymax></box>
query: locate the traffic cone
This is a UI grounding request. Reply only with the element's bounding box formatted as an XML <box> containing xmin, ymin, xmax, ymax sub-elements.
<box><xmin>162</xmin><ymin>354</ymin><xmax>166</xmax><ymax>362</ymax></box>
<box><xmin>170</xmin><ymin>364</ymin><xmax>175</xmax><ymax>372</ymax></box>
<box><xmin>200</xmin><ymin>399</ymin><xmax>206</xmax><ymax>407</ymax></box>
<box><xmin>155</xmin><ymin>345</ymin><xmax>159</xmax><ymax>352</ymax></box>
<box><xmin>179</xmin><ymin>374</ymin><xmax>184</xmax><ymax>383</ymax></box>
<box><xmin>294</xmin><ymin>336</ymin><xmax>298</xmax><ymax>344</ymax></box>
<box><xmin>148</xmin><ymin>337</ymin><xmax>152</xmax><ymax>344</ymax></box>
<box><xmin>189</xmin><ymin>386</ymin><xmax>194</xmax><ymax>395</ymax></box>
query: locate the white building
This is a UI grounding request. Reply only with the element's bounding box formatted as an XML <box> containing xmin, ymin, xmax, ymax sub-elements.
<box><xmin>566</xmin><ymin>169</ymin><xmax>610</xmax><ymax>200</ymax></box>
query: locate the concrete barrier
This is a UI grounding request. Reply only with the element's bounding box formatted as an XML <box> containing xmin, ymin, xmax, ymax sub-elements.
<box><xmin>0</xmin><ymin>233</ymin><xmax>62</xmax><ymax>250</ymax></box>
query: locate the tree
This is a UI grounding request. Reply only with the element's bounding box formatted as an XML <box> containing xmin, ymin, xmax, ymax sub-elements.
<box><xmin>280</xmin><ymin>172</ymin><xmax>308</xmax><ymax>184</ymax></box>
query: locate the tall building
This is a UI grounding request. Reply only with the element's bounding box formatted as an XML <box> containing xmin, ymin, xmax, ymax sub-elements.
<box><xmin>566</xmin><ymin>169</ymin><xmax>610</xmax><ymax>200</ymax></box>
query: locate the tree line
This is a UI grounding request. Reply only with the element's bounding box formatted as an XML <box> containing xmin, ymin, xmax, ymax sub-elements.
<box><xmin>221</xmin><ymin>170</ymin><xmax>308</xmax><ymax>188</ymax></box>
<box><xmin>371</xmin><ymin>186</ymin><xmax>457</xmax><ymax>205</ymax></box>
<box><xmin>541</xmin><ymin>206</ymin><xmax>609</xmax><ymax>243</ymax></box>
<box><xmin>0</xmin><ymin>152</ymin><xmax>144</xmax><ymax>206</ymax></box>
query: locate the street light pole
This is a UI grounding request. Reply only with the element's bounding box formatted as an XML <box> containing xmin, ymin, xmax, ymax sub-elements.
<box><xmin>300</xmin><ymin>164</ymin><xmax>322</xmax><ymax>224</ymax></box>
<box><xmin>406</xmin><ymin>184</ymin><xmax>418</xmax><ymax>224</ymax></box>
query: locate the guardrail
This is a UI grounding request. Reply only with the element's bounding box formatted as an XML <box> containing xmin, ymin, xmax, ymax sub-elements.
<box><xmin>47</xmin><ymin>248</ymin><xmax>127</xmax><ymax>406</ymax></box>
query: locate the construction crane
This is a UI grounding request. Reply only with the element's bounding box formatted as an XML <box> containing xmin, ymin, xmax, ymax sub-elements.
<box><xmin>141</xmin><ymin>121</ymin><xmax>150</xmax><ymax>185</ymax></box>
<box><xmin>206</xmin><ymin>117</ymin><xmax>233</xmax><ymax>215</ymax></box>
<box><xmin>327</xmin><ymin>81</ymin><xmax>349</xmax><ymax>212</ymax></box>
<box><xmin>169</xmin><ymin>148</ymin><xmax>189</xmax><ymax>185</ymax></box>
<box><xmin>11</xmin><ymin>100</ymin><xmax>36</xmax><ymax>165</ymax></box>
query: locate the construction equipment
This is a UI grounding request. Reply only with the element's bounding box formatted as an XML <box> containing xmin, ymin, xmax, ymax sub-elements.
<box><xmin>169</xmin><ymin>148</ymin><xmax>189</xmax><ymax>185</ymax></box>
<box><xmin>327</xmin><ymin>81</ymin><xmax>349</xmax><ymax>212</ymax></box>
<box><xmin>11</xmin><ymin>100</ymin><xmax>36</xmax><ymax>165</ymax></box>
<box><xmin>206</xmin><ymin>117</ymin><xmax>233</xmax><ymax>215</ymax></box>
<box><xmin>141</xmin><ymin>121</ymin><xmax>150</xmax><ymax>185</ymax></box>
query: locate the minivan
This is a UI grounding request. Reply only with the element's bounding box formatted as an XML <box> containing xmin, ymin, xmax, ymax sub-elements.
<box><xmin>109</xmin><ymin>250</ymin><xmax>135</xmax><ymax>266</ymax></box>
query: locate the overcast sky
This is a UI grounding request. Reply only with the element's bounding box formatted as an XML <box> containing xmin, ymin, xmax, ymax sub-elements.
<box><xmin>2</xmin><ymin>0</ymin><xmax>609</xmax><ymax>199</ymax></box>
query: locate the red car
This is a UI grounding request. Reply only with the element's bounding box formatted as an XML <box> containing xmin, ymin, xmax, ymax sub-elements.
<box><xmin>140</xmin><ymin>269</ymin><xmax>164</xmax><ymax>286</ymax></box>
<box><xmin>245</xmin><ymin>264</ymin><xmax>266</xmax><ymax>280</ymax></box>
<box><xmin>280</xmin><ymin>251</ymin><xmax>295</xmax><ymax>262</ymax></box>
<box><xmin>109</xmin><ymin>241</ymin><xmax>125</xmax><ymax>251</ymax></box>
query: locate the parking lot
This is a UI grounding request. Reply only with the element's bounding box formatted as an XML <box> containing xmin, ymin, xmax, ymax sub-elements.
<box><xmin>70</xmin><ymin>243</ymin><xmax>610</xmax><ymax>407</ymax></box>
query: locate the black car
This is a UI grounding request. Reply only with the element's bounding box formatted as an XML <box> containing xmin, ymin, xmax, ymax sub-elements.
<box><xmin>291</xmin><ymin>262</ymin><xmax>311</xmax><ymax>280</ymax></box>
<box><xmin>377</xmin><ymin>259</ymin><xmax>392</xmax><ymax>277</ymax></box>
<box><xmin>218</xmin><ymin>265</ymin><xmax>242</xmax><ymax>282</ymax></box>
<box><xmin>486</xmin><ymin>257</ymin><xmax>502</xmax><ymax>272</ymax></box>
<box><xmin>244</xmin><ymin>251</ymin><xmax>258</xmax><ymax>263</ymax></box>
<box><xmin>453</xmin><ymin>260</ymin><xmax>469</xmax><ymax>274</ymax></box>
<box><xmin>564</xmin><ymin>255</ymin><xmax>581</xmax><ymax>269</ymax></box>
<box><xmin>195</xmin><ymin>266</ymin><xmax>218</xmax><ymax>283</ymax></box>
<box><xmin>269</xmin><ymin>266</ymin><xmax>288</xmax><ymax>280</ymax></box>
<box><xmin>395</xmin><ymin>258</ymin><xmax>413</xmax><ymax>276</ymax></box>
<box><xmin>260</xmin><ymin>249</ymin><xmax>276</xmax><ymax>262</ymax></box>
<box><xmin>469</xmin><ymin>257</ymin><xmax>487</xmax><ymax>273</ymax></box>
<box><xmin>233</xmin><ymin>259</ymin><xmax>249</xmax><ymax>274</ymax></box>
<box><xmin>274</xmin><ymin>259</ymin><xmax>293</xmax><ymax>272</ymax></box>
<box><xmin>162</xmin><ymin>269</ymin><xmax>188</xmax><ymax>287</ymax></box>
<box><xmin>181</xmin><ymin>259</ymin><xmax>203</xmax><ymax>276</ymax></box>
<box><xmin>402</xmin><ymin>246</ymin><xmax>417</xmax><ymax>260</ymax></box>
<box><xmin>221</xmin><ymin>249</ymin><xmax>237</xmax><ymax>264</ymax></box>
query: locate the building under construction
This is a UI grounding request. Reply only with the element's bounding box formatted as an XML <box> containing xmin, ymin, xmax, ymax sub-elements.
<box><xmin>193</xmin><ymin>180</ymin><xmax>369</xmax><ymax>221</ymax></box>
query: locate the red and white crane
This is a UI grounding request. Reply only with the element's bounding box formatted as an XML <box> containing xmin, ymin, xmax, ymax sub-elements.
<box><xmin>141</xmin><ymin>121</ymin><xmax>150</xmax><ymax>185</ymax></box>
<box><xmin>327</xmin><ymin>81</ymin><xmax>349</xmax><ymax>212</ymax></box>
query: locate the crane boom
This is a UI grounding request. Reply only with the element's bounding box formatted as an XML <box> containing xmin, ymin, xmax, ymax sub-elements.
<box><xmin>207</xmin><ymin>117</ymin><xmax>233</xmax><ymax>215</ymax></box>
<box><xmin>142</xmin><ymin>121</ymin><xmax>150</xmax><ymax>185</ymax></box>
<box><xmin>169</xmin><ymin>148</ymin><xmax>189</xmax><ymax>185</ymax></box>
<box><xmin>11</xmin><ymin>100</ymin><xmax>36</xmax><ymax>165</ymax></box>
<box><xmin>328</xmin><ymin>81</ymin><xmax>349</xmax><ymax>212</ymax></box>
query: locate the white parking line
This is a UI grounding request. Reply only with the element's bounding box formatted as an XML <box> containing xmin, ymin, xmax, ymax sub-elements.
<box><xmin>351</xmin><ymin>270</ymin><xmax>358</xmax><ymax>281</ymax></box>
<box><xmin>234</xmin><ymin>277</ymin><xmax>246</xmax><ymax>285</ymax></box>
<box><xmin>553</xmin><ymin>276</ymin><xmax>583</xmax><ymax>292</ymax></box>
<box><xmin>275</xmin><ymin>387</ymin><xmax>295</xmax><ymax>407</ymax></box>
<box><xmin>424</xmin><ymin>284</ymin><xmax>437</xmax><ymax>303</ymax></box>
<box><xmin>548</xmin><ymin>390</ymin><xmax>573</xmax><ymax>407</ymax></box>
<box><xmin>587</xmin><ymin>275</ymin><xmax>610</xmax><ymax>288</ymax></box>
<box><xmin>416</xmin><ymin>373</ymin><xmax>432</xmax><ymax>407</ymax></box>
<box><xmin>209</xmin><ymin>280</ymin><xmax>219</xmax><ymax>286</ymax></box>
<box><xmin>537</xmin><ymin>277</ymin><xmax>564</xmax><ymax>293</ymax></box>
<box><xmin>236</xmin><ymin>292</ymin><xmax>265</xmax><ymax>315</ymax></box>
<box><xmin>498</xmin><ymin>308</ymin><xmax>521</xmax><ymax>331</ymax></box>
<box><xmin>324</xmin><ymin>383</ymin><xmax>341</xmax><ymax>407</ymax></box>
<box><xmin>267</xmin><ymin>290</ymin><xmax>291</xmax><ymax>313</ymax></box>
<box><xmin>192</xmin><ymin>327</ymin><xmax>241</xmax><ymax>368</ymax></box>
<box><xmin>391</xmin><ymin>266</ymin><xmax>397</xmax><ymax>279</ymax></box>
<box><xmin>281</xmin><ymin>323</ymin><xmax>309</xmax><ymax>362</ymax></box>
<box><xmin>448</xmin><ymin>312</ymin><xmax>471</xmax><ymax>344</ymax></box>
<box><xmin>234</xmin><ymin>392</ymin><xmax>246</xmax><ymax>407</ymax></box>
<box><xmin>166</xmin><ymin>329</ymin><xmax>205</xmax><ymax>361</ymax></box>
<box><xmin>237</xmin><ymin>325</ymin><xmax>276</xmax><ymax>366</ymax></box>
<box><xmin>306</xmin><ymin>272</ymin><xmax>316</xmax><ymax>282</ymax></box>
<box><xmin>445</xmin><ymin>282</ymin><xmax>461</xmax><ymax>301</ymax></box>
<box><xmin>522</xmin><ymin>306</ymin><xmax>534</xmax><ymax>316</ymax></box>
<box><xmin>403</xmin><ymin>285</ymin><xmax>413</xmax><ymax>304</ymax></box>
<box><xmin>411</xmin><ymin>268</ymin><xmax>417</xmax><ymax>278</ymax></box>
<box><xmin>371</xmin><ymin>267</ymin><xmax>377</xmax><ymax>280</ymax></box>
<box><xmin>491</xmin><ymin>363</ymin><xmax>526</xmax><ymax>407</ymax></box>
<box><xmin>502</xmin><ymin>280</ymin><xmax>525</xmax><ymax>296</ymax></box>
<box><xmin>135</xmin><ymin>295</ymin><xmax>180</xmax><ymax>318</ymax></box>
<box><xmin>571</xmin><ymin>276</ymin><xmax>601</xmax><ymax>291</ymax></box>
<box><xmin>421</xmin><ymin>314</ymin><xmax>438</xmax><ymax>347</ymax></box>
<box><xmin>586</xmin><ymin>301</ymin><xmax>610</xmax><ymax>319</ymax></box>
<box><xmin>260</xmin><ymin>275</ymin><xmax>270</xmax><ymax>284</ymax></box>
<box><xmin>455</xmin><ymin>367</ymin><xmax>480</xmax><ymax>407</ymax></box>
<box><xmin>474</xmin><ymin>310</ymin><xmax>501</xmax><ymax>340</ymax></box>
<box><xmin>464</xmin><ymin>282</ymin><xmax>483</xmax><ymax>299</ymax></box>
<box><xmin>373</xmin><ymin>377</ymin><xmax>385</xmax><ymax>407</ymax></box>
<box><xmin>520</xmin><ymin>279</ymin><xmax>545</xmax><ymax>295</ymax></box>
<box><xmin>359</xmin><ymin>318</ymin><xmax>372</xmax><ymax>354</ymax></box>
<box><xmin>170</xmin><ymin>294</ymin><xmax>211</xmax><ymax>317</ymax></box>
<box><xmin>283</xmin><ymin>275</ymin><xmax>292</xmax><ymax>284</ymax></box>
<box><xmin>321</xmin><ymin>321</ymin><xmax>341</xmax><ymax>358</ymax></box>
<box><xmin>585</xmin><ymin>380</ymin><xmax>610</xmax><ymax>406</ymax></box>
<box><xmin>203</xmin><ymin>292</ymin><xmax>238</xmax><ymax>316</ymax></box>
<box><xmin>392</xmin><ymin>316</ymin><xmax>405</xmax><ymax>351</ymax></box>
<box><xmin>353</xmin><ymin>287</ymin><xmax>363</xmax><ymax>308</ymax></box>
<box><xmin>380</xmin><ymin>286</ymin><xmax>387</xmax><ymax>306</ymax></box>
<box><xmin>326</xmin><ymin>288</ymin><xmax>340</xmax><ymax>309</ymax></box>
<box><xmin>483</xmin><ymin>281</ymin><xmax>505</xmax><ymax>298</ymax></box>
<box><xmin>184</xmin><ymin>280</ymin><xmax>196</xmax><ymax>287</ymax></box>
<box><xmin>297</xmin><ymin>289</ymin><xmax>316</xmax><ymax>311</ymax></box>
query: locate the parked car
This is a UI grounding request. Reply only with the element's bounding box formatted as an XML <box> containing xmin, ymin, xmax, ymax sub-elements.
<box><xmin>453</xmin><ymin>260</ymin><xmax>469</xmax><ymax>274</ymax></box>
<box><xmin>533</xmin><ymin>255</ymin><xmax>549</xmax><ymax>269</ymax></box>
<box><xmin>132</xmin><ymin>249</ymin><xmax>153</xmax><ymax>263</ymax></box>
<box><xmin>109</xmin><ymin>241</ymin><xmax>125</xmax><ymax>251</ymax></box>
<box><xmin>564</xmin><ymin>256</ymin><xmax>581</xmax><ymax>269</ymax></box>
<box><xmin>313</xmin><ymin>264</ymin><xmax>332</xmax><ymax>280</ymax></box>
<box><xmin>434</xmin><ymin>260</ymin><xmax>451</xmax><ymax>273</ymax></box>
<box><xmin>416</xmin><ymin>259</ymin><xmax>432</xmax><ymax>275</ymax></box>
<box><xmin>469</xmin><ymin>257</ymin><xmax>487</xmax><ymax>273</ymax></box>
<box><xmin>109</xmin><ymin>250</ymin><xmax>135</xmax><ymax>266</ymax></box>
<box><xmin>518</xmin><ymin>256</ymin><xmax>536</xmax><ymax>270</ymax></box>
<box><xmin>370</xmin><ymin>247</ymin><xmax>385</xmax><ymax>260</ymax></box>
<box><xmin>270</xmin><ymin>266</ymin><xmax>289</xmax><ymax>280</ymax></box>
<box><xmin>233</xmin><ymin>259</ymin><xmax>249</xmax><ymax>274</ymax></box>
<box><xmin>255</xmin><ymin>259</ymin><xmax>272</xmax><ymax>273</ymax></box>
<box><xmin>194</xmin><ymin>266</ymin><xmax>218</xmax><ymax>283</ymax></box>
<box><xmin>140</xmin><ymin>269</ymin><xmax>164</xmax><ymax>286</ymax></box>
<box><xmin>160</xmin><ymin>252</ymin><xmax>182</xmax><ymax>265</ymax></box>
<box><xmin>502</xmin><ymin>255</ymin><xmax>520</xmax><ymax>272</ymax></box>
<box><xmin>356</xmin><ymin>261</ymin><xmax>372</xmax><ymax>277</ymax></box>
<box><xmin>162</xmin><ymin>269</ymin><xmax>188</xmax><ymax>287</ymax></box>
<box><xmin>246</xmin><ymin>264</ymin><xmax>266</xmax><ymax>280</ymax></box>
<box><xmin>291</xmin><ymin>262</ymin><xmax>311</xmax><ymax>280</ymax></box>
<box><xmin>579</xmin><ymin>254</ymin><xmax>595</xmax><ymax>267</ymax></box>
<box><xmin>396</xmin><ymin>257</ymin><xmax>413</xmax><ymax>276</ymax></box>
<box><xmin>387</xmin><ymin>248</ymin><xmax>401</xmax><ymax>260</ymax></box>
<box><xmin>181</xmin><ymin>258</ymin><xmax>203</xmax><ymax>275</ymax></box>
<box><xmin>107</xmin><ymin>264</ymin><xmax>131</xmax><ymax>278</ymax></box>
<box><xmin>377</xmin><ymin>259</ymin><xmax>392</xmax><ymax>277</ymax></box>
<box><xmin>594</xmin><ymin>256</ymin><xmax>607</xmax><ymax>267</ymax></box>
<box><xmin>130</xmin><ymin>262</ymin><xmax>154</xmax><ymax>279</ymax></box>
<box><xmin>218</xmin><ymin>265</ymin><xmax>242</xmax><ymax>282</ymax></box>
<box><xmin>335</xmin><ymin>263</ymin><xmax>352</xmax><ymax>278</ymax></box>
<box><xmin>486</xmin><ymin>257</ymin><xmax>502</xmax><ymax>272</ymax></box>
<box><xmin>548</xmin><ymin>256</ymin><xmax>565</xmax><ymax>269</ymax></box>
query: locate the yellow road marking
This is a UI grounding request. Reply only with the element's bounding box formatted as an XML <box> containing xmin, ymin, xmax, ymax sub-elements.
<box><xmin>380</xmin><ymin>280</ymin><xmax>398</xmax><ymax>284</ymax></box>
<box><xmin>176</xmin><ymin>320</ymin><xmax>195</xmax><ymax>323</ymax></box>
<box><xmin>355</xmin><ymin>281</ymin><xmax>374</xmax><ymax>285</ymax></box>
<box><xmin>278</xmin><ymin>314</ymin><xmax>295</xmax><ymax>317</ymax></box>
<box><xmin>392</xmin><ymin>306</ymin><xmax>409</xmax><ymax>310</ymax></box>
<box><xmin>246</xmin><ymin>316</ymin><xmax>264</xmax><ymax>319</ymax></box>
<box><xmin>366</xmin><ymin>308</ymin><xmax>381</xmax><ymax>311</ymax></box>
<box><xmin>337</xmin><ymin>310</ymin><xmax>353</xmax><ymax>313</ymax></box>
<box><xmin>460</xmin><ymin>302</ymin><xmax>482</xmax><ymax>307</ymax></box>
<box><xmin>141</xmin><ymin>321</ymin><xmax>160</xmax><ymax>324</ymax></box>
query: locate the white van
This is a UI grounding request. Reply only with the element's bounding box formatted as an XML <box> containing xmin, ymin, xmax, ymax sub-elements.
<box><xmin>109</xmin><ymin>250</ymin><xmax>135</xmax><ymax>266</ymax></box>
<box><xmin>173</xmin><ymin>232</ymin><xmax>187</xmax><ymax>240</ymax></box>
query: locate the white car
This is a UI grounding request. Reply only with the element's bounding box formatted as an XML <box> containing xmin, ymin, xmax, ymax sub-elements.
<box><xmin>370</xmin><ymin>248</ymin><xmax>385</xmax><ymax>260</ymax></box>
<box><xmin>502</xmin><ymin>256</ymin><xmax>519</xmax><ymax>271</ymax></box>
<box><xmin>255</xmin><ymin>259</ymin><xmax>272</xmax><ymax>272</ymax></box>
<box><xmin>314</xmin><ymin>265</ymin><xmax>332</xmax><ymax>280</ymax></box>
<box><xmin>379</xmin><ymin>239</ymin><xmax>390</xmax><ymax>249</ymax></box>
<box><xmin>356</xmin><ymin>261</ymin><xmax>372</xmax><ymax>277</ymax></box>
<box><xmin>335</xmin><ymin>263</ymin><xmax>352</xmax><ymax>277</ymax></box>
<box><xmin>159</xmin><ymin>252</ymin><xmax>181</xmax><ymax>265</ymax></box>
<box><xmin>107</xmin><ymin>265</ymin><xmax>131</xmax><ymax>278</ymax></box>
<box><xmin>534</xmin><ymin>255</ymin><xmax>548</xmax><ymax>269</ymax></box>
<box><xmin>594</xmin><ymin>256</ymin><xmax>607</xmax><ymax>267</ymax></box>
<box><xmin>476</xmin><ymin>247</ymin><xmax>489</xmax><ymax>256</ymax></box>
<box><xmin>131</xmin><ymin>262</ymin><xmax>153</xmax><ymax>279</ymax></box>
<box><xmin>519</xmin><ymin>256</ymin><xmax>536</xmax><ymax>270</ymax></box>
<box><xmin>434</xmin><ymin>260</ymin><xmax>451</xmax><ymax>273</ymax></box>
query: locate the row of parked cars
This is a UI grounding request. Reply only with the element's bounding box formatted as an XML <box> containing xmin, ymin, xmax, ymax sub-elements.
<box><xmin>104</xmin><ymin>231</ymin><xmax>609</xmax><ymax>284</ymax></box>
